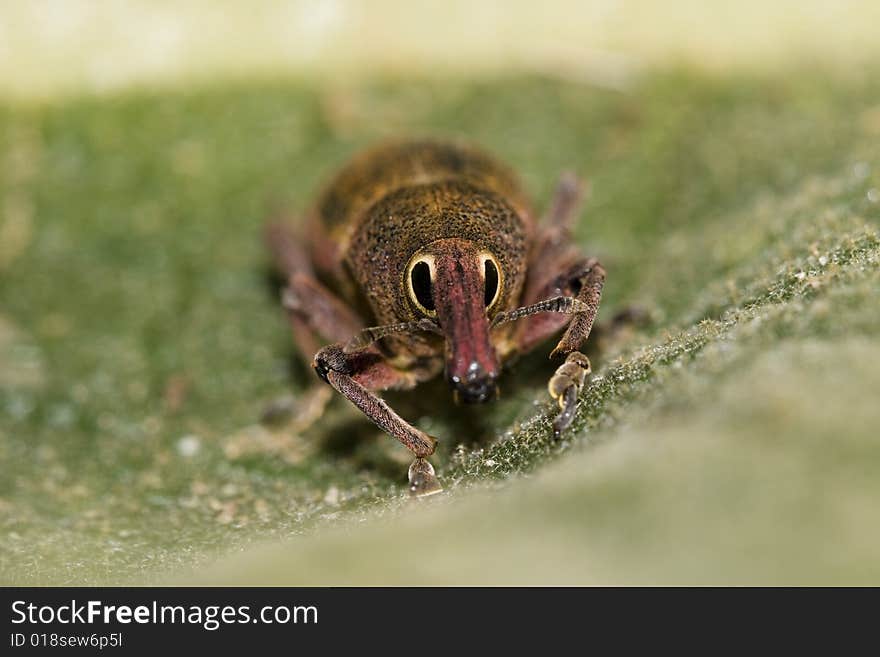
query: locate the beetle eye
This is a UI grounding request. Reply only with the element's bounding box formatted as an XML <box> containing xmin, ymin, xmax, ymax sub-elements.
<box><xmin>483</xmin><ymin>257</ymin><xmax>501</xmax><ymax>308</ymax></box>
<box><xmin>410</xmin><ymin>260</ymin><xmax>435</xmax><ymax>313</ymax></box>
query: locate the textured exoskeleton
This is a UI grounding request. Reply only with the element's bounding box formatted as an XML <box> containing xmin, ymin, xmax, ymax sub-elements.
<box><xmin>266</xmin><ymin>140</ymin><xmax>605</xmax><ymax>495</ymax></box>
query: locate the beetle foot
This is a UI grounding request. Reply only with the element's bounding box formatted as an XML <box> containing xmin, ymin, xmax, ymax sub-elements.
<box><xmin>548</xmin><ymin>352</ymin><xmax>591</xmax><ymax>438</ymax></box>
<box><xmin>552</xmin><ymin>387</ymin><xmax>579</xmax><ymax>438</ymax></box>
<box><xmin>408</xmin><ymin>458</ymin><xmax>443</xmax><ymax>497</ymax></box>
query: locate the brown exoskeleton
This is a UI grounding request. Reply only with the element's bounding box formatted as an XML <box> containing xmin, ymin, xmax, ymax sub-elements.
<box><xmin>266</xmin><ymin>140</ymin><xmax>605</xmax><ymax>496</ymax></box>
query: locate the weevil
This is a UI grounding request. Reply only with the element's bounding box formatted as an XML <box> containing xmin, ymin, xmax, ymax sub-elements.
<box><xmin>266</xmin><ymin>140</ymin><xmax>605</xmax><ymax>496</ymax></box>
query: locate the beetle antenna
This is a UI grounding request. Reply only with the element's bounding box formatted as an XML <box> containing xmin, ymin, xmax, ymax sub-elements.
<box><xmin>344</xmin><ymin>318</ymin><xmax>441</xmax><ymax>353</ymax></box>
<box><xmin>490</xmin><ymin>296</ymin><xmax>589</xmax><ymax>327</ymax></box>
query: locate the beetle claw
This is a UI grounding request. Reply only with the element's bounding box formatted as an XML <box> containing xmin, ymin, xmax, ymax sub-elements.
<box><xmin>552</xmin><ymin>386</ymin><xmax>579</xmax><ymax>437</ymax></box>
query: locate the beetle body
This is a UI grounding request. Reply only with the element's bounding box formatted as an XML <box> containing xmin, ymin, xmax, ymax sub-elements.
<box><xmin>267</xmin><ymin>139</ymin><xmax>605</xmax><ymax>494</ymax></box>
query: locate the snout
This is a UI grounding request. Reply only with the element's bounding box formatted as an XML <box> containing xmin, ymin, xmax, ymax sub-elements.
<box><xmin>450</xmin><ymin>361</ymin><xmax>498</xmax><ymax>404</ymax></box>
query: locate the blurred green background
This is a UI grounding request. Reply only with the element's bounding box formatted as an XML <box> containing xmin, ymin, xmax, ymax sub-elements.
<box><xmin>1</xmin><ymin>1</ymin><xmax>878</xmax><ymax>585</ymax></box>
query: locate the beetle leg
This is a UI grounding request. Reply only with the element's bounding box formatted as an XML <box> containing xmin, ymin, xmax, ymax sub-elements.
<box><xmin>313</xmin><ymin>344</ymin><xmax>438</xmax><ymax>457</ymax></box>
<box><xmin>493</xmin><ymin>260</ymin><xmax>605</xmax><ymax>438</ymax></box>
<box><xmin>506</xmin><ymin>169</ymin><xmax>602</xmax><ymax>358</ymax></box>
<box><xmin>544</xmin><ymin>171</ymin><xmax>587</xmax><ymax>230</ymax></box>
<box><xmin>497</xmin><ymin>257</ymin><xmax>605</xmax><ymax>438</ymax></box>
<box><xmin>260</xmin><ymin>273</ymin><xmax>363</xmax><ymax>431</ymax></box>
<box><xmin>533</xmin><ymin>259</ymin><xmax>604</xmax><ymax>435</ymax></box>
<box><xmin>263</xmin><ymin>221</ymin><xmax>367</xmax><ymax>431</ymax></box>
<box><xmin>520</xmin><ymin>172</ymin><xmax>587</xmax><ymax>304</ymax></box>
<box><xmin>549</xmin><ymin>258</ymin><xmax>605</xmax><ymax>358</ymax></box>
<box><xmin>281</xmin><ymin>274</ymin><xmax>365</xmax><ymax>346</ymax></box>
<box><xmin>265</xmin><ymin>220</ymin><xmax>365</xmax><ymax>350</ymax></box>
<box><xmin>492</xmin><ymin>170</ymin><xmax>604</xmax><ymax>435</ymax></box>
<box><xmin>501</xmin><ymin>257</ymin><xmax>605</xmax><ymax>358</ymax></box>
<box><xmin>264</xmin><ymin>220</ymin><xmax>316</xmax><ymax>280</ymax></box>
<box><xmin>313</xmin><ymin>343</ymin><xmax>443</xmax><ymax>495</ymax></box>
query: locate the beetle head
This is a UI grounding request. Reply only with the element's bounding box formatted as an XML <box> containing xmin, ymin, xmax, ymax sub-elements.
<box><xmin>405</xmin><ymin>238</ymin><xmax>503</xmax><ymax>403</ymax></box>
